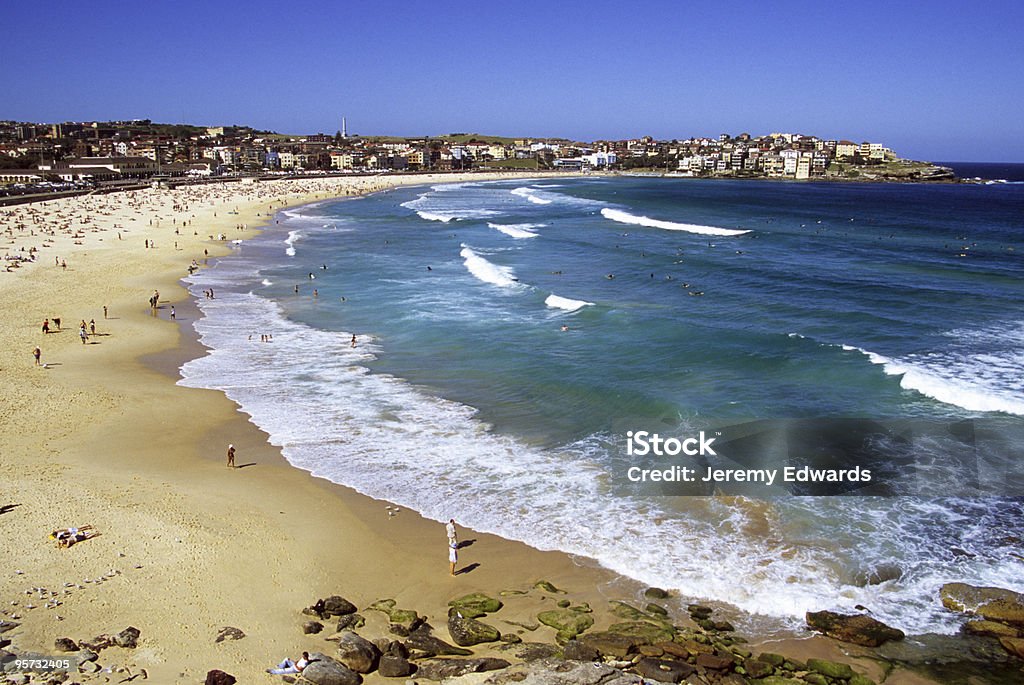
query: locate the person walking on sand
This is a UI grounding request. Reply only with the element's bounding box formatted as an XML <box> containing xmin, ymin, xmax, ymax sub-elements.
<box><xmin>446</xmin><ymin>519</ymin><xmax>458</xmax><ymax>546</ymax></box>
<box><xmin>170</xmin><ymin>306</ymin><xmax>176</xmax><ymax>320</ymax></box>
<box><xmin>42</xmin><ymin>318</ymin><xmax>49</xmax><ymax>334</ymax></box>
<box><xmin>227</xmin><ymin>444</ymin><xmax>236</xmax><ymax>468</ymax></box>
<box><xmin>33</xmin><ymin>347</ymin><xmax>41</xmax><ymax>366</ymax></box>
<box><xmin>449</xmin><ymin>540</ymin><xmax>459</xmax><ymax>576</ymax></box>
<box><xmin>79</xmin><ymin>325</ymin><xmax>88</xmax><ymax>345</ymax></box>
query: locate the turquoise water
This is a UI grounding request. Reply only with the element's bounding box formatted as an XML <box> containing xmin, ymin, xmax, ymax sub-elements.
<box><xmin>181</xmin><ymin>173</ymin><xmax>1024</xmax><ymax>634</ymax></box>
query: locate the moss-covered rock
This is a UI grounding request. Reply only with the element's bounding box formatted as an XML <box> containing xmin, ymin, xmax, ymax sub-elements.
<box><xmin>941</xmin><ymin>583</ymin><xmax>1024</xmax><ymax>626</ymax></box>
<box><xmin>850</xmin><ymin>675</ymin><xmax>877</xmax><ymax>685</ymax></box>
<box><xmin>448</xmin><ymin>593</ymin><xmax>503</xmax><ymax>617</ymax></box>
<box><xmin>805</xmin><ymin>610</ymin><xmax>905</xmax><ymax>647</ymax></box>
<box><xmin>646</xmin><ymin>603</ymin><xmax>669</xmax><ymax>616</ymax></box>
<box><xmin>534</xmin><ymin>580</ymin><xmax>567</xmax><ymax>594</ymax></box>
<box><xmin>368</xmin><ymin>598</ymin><xmax>419</xmax><ymax>625</ymax></box>
<box><xmin>806</xmin><ymin>657</ymin><xmax>855</xmax><ymax>679</ymax></box>
<box><xmin>606</xmin><ymin>621</ymin><xmax>675</xmax><ymax>645</ymax></box>
<box><xmin>448</xmin><ymin>609</ymin><xmax>501</xmax><ymax>646</ymax></box>
<box><xmin>537</xmin><ymin>609</ymin><xmax>595</xmax><ymax>642</ymax></box>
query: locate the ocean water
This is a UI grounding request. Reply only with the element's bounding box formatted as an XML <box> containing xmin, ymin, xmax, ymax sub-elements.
<box><xmin>180</xmin><ymin>171</ymin><xmax>1024</xmax><ymax>635</ymax></box>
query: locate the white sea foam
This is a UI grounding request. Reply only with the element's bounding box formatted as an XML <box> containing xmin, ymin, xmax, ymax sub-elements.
<box><xmin>488</xmin><ymin>222</ymin><xmax>544</xmax><ymax>239</ymax></box>
<box><xmin>177</xmin><ymin>282</ymin><xmax>1024</xmax><ymax>636</ymax></box>
<box><xmin>284</xmin><ymin>230</ymin><xmax>301</xmax><ymax>256</ymax></box>
<box><xmin>416</xmin><ymin>211</ymin><xmax>458</xmax><ymax>223</ymax></box>
<box><xmin>844</xmin><ymin>326</ymin><xmax>1024</xmax><ymax>416</ymax></box>
<box><xmin>601</xmin><ymin>207</ymin><xmax>750</xmax><ymax>236</ymax></box>
<box><xmin>403</xmin><ymin>192</ymin><xmax>501</xmax><ymax>222</ymax></box>
<box><xmin>459</xmin><ymin>244</ymin><xmax>521</xmax><ymax>288</ymax></box>
<box><xmin>261</xmin><ymin>279</ymin><xmax>273</xmax><ymax>286</ymax></box>
<box><xmin>545</xmin><ymin>294</ymin><xmax>594</xmax><ymax>311</ymax></box>
<box><xmin>511</xmin><ymin>187</ymin><xmax>553</xmax><ymax>205</ymax></box>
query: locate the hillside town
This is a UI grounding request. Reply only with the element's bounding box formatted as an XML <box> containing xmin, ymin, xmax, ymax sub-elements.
<box><xmin>0</xmin><ymin>118</ymin><xmax>953</xmax><ymax>191</ymax></box>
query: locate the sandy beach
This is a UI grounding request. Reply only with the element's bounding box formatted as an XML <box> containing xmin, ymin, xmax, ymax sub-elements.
<box><xmin>0</xmin><ymin>173</ymin><xmax>940</xmax><ymax>684</ymax></box>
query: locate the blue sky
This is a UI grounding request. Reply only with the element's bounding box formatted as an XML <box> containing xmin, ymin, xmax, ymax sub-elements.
<box><xmin>3</xmin><ymin>0</ymin><xmax>1022</xmax><ymax>161</ymax></box>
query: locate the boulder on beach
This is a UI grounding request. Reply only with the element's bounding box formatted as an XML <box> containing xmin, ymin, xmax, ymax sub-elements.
<box><xmin>301</xmin><ymin>652</ymin><xmax>362</xmax><ymax>685</ymax></box>
<box><xmin>940</xmin><ymin>583</ymin><xmax>1024</xmax><ymax>625</ymax></box>
<box><xmin>368</xmin><ymin>598</ymin><xmax>419</xmax><ymax>625</ymax></box>
<box><xmin>633</xmin><ymin>656</ymin><xmax>696</xmax><ymax>682</ymax></box>
<box><xmin>605</xmin><ymin>620</ymin><xmax>675</xmax><ymax>645</ymax></box>
<box><xmin>334</xmin><ymin>631</ymin><xmax>381</xmax><ymax>673</ymax></box>
<box><xmin>579</xmin><ymin>631</ymin><xmax>642</xmax><ymax>659</ymax></box>
<box><xmin>806</xmin><ymin>657</ymin><xmax>855</xmax><ymax>679</ymax></box>
<box><xmin>114</xmin><ymin>626</ymin><xmax>141</xmax><ymax>649</ymax></box>
<box><xmin>1000</xmin><ymin>636</ymin><xmax>1024</xmax><ymax>660</ymax></box>
<box><xmin>405</xmin><ymin>623</ymin><xmax>473</xmax><ymax>657</ymax></box>
<box><xmin>448</xmin><ymin>608</ymin><xmax>501</xmax><ymax>646</ymax></box>
<box><xmin>805</xmin><ymin>610</ymin><xmax>905</xmax><ymax>647</ymax></box>
<box><xmin>448</xmin><ymin>592</ymin><xmax>503</xmax><ymax>617</ymax></box>
<box><xmin>54</xmin><ymin>637</ymin><xmax>78</xmax><ymax>652</ymax></box>
<box><xmin>964</xmin><ymin>619</ymin><xmax>1019</xmax><ymax>638</ymax></box>
<box><xmin>413</xmin><ymin>657</ymin><xmax>511</xmax><ymax>680</ymax></box>
<box><xmin>204</xmin><ymin>670</ymin><xmax>236</xmax><ymax>685</ymax></box>
<box><xmin>482</xmin><ymin>657</ymin><xmax>637</xmax><ymax>685</ymax></box>
<box><xmin>215</xmin><ymin>626</ymin><xmax>246</xmax><ymax>643</ymax></box>
<box><xmin>537</xmin><ymin>609</ymin><xmax>595</xmax><ymax>643</ymax></box>
<box><xmin>307</xmin><ymin>595</ymin><xmax>358</xmax><ymax>619</ymax></box>
<box><xmin>378</xmin><ymin>654</ymin><xmax>415</xmax><ymax>677</ymax></box>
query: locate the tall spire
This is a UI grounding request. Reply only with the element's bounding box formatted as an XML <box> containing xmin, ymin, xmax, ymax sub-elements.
<box><xmin>342</xmin><ymin>117</ymin><xmax>347</xmax><ymax>139</ymax></box>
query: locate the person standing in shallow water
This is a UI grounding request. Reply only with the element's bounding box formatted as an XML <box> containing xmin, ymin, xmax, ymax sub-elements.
<box><xmin>226</xmin><ymin>444</ymin><xmax>236</xmax><ymax>468</ymax></box>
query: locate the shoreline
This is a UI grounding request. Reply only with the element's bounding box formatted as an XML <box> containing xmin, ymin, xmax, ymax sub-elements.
<box><xmin>0</xmin><ymin>173</ymin><xmax>984</xmax><ymax>683</ymax></box>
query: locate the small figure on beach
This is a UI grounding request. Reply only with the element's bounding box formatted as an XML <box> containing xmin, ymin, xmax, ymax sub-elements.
<box><xmin>449</xmin><ymin>540</ymin><xmax>458</xmax><ymax>576</ymax></box>
<box><xmin>79</xmin><ymin>326</ymin><xmax>88</xmax><ymax>344</ymax></box>
<box><xmin>170</xmin><ymin>307</ymin><xmax>175</xmax><ymax>320</ymax></box>
<box><xmin>53</xmin><ymin>317</ymin><xmax>61</xmax><ymax>330</ymax></box>
<box><xmin>33</xmin><ymin>347</ymin><xmax>41</xmax><ymax>366</ymax></box>
<box><xmin>42</xmin><ymin>318</ymin><xmax>49</xmax><ymax>334</ymax></box>
<box><xmin>89</xmin><ymin>319</ymin><xmax>96</xmax><ymax>335</ymax></box>
<box><xmin>446</xmin><ymin>518</ymin><xmax>458</xmax><ymax>546</ymax></box>
<box><xmin>266</xmin><ymin>652</ymin><xmax>310</xmax><ymax>675</ymax></box>
<box><xmin>226</xmin><ymin>444</ymin><xmax>236</xmax><ymax>468</ymax></box>
<box><xmin>51</xmin><ymin>525</ymin><xmax>97</xmax><ymax>548</ymax></box>
<box><xmin>103</xmin><ymin>305</ymin><xmax>108</xmax><ymax>319</ymax></box>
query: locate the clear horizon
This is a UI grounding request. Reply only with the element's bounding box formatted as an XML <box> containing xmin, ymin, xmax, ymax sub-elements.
<box><xmin>3</xmin><ymin>0</ymin><xmax>1022</xmax><ymax>163</ymax></box>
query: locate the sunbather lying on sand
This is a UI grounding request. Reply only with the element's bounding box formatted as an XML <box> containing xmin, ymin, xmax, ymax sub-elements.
<box><xmin>50</xmin><ymin>525</ymin><xmax>98</xmax><ymax>548</ymax></box>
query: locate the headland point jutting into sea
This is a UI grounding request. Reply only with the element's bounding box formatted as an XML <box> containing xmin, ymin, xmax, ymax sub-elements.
<box><xmin>2</xmin><ymin>154</ymin><xmax>1023</xmax><ymax>683</ymax></box>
